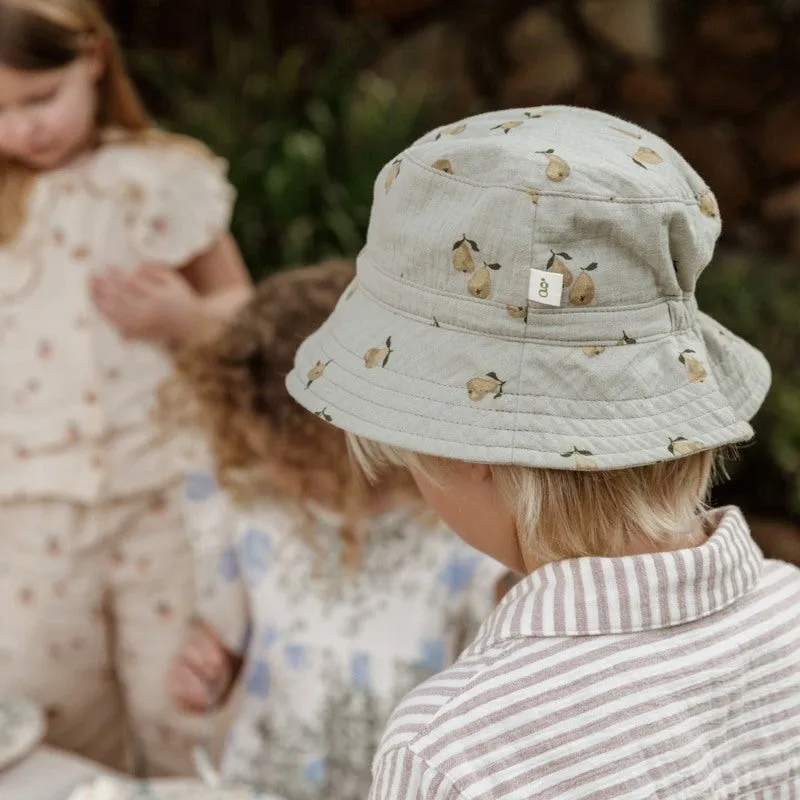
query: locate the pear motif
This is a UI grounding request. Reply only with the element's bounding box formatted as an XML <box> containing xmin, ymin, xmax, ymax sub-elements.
<box><xmin>569</xmin><ymin>263</ymin><xmax>598</xmax><ymax>306</ymax></box>
<box><xmin>507</xmin><ymin>305</ymin><xmax>528</xmax><ymax>321</ymax></box>
<box><xmin>491</xmin><ymin>121</ymin><xmax>523</xmax><ymax>134</ymax></box>
<box><xmin>581</xmin><ymin>345</ymin><xmax>606</xmax><ymax>357</ymax></box>
<box><xmin>668</xmin><ymin>437</ymin><xmax>703</xmax><ymax>457</ymax></box>
<box><xmin>467</xmin><ymin>372</ymin><xmax>505</xmax><ymax>401</ymax></box>
<box><xmin>525</xmin><ymin>188</ymin><xmax>541</xmax><ymax>204</ymax></box>
<box><xmin>679</xmin><ymin>350</ymin><xmax>707</xmax><ymax>383</ymax></box>
<box><xmin>452</xmin><ymin>235</ymin><xmax>479</xmax><ymax>273</ymax></box>
<box><xmin>467</xmin><ymin>262</ymin><xmax>502</xmax><ymax>300</ymax></box>
<box><xmin>616</xmin><ymin>331</ymin><xmax>637</xmax><ymax>345</ymax></box>
<box><xmin>344</xmin><ymin>280</ymin><xmax>359</xmax><ymax>301</ymax></box>
<box><xmin>364</xmin><ymin>337</ymin><xmax>393</xmax><ymax>368</ymax></box>
<box><xmin>435</xmin><ymin>123</ymin><xmax>467</xmax><ymax>140</ymax></box>
<box><xmin>306</xmin><ymin>360</ymin><xmax>332</xmax><ymax>389</ymax></box>
<box><xmin>561</xmin><ymin>447</ymin><xmax>599</xmax><ymax>470</ymax></box>
<box><xmin>610</xmin><ymin>126</ymin><xmax>643</xmax><ymax>140</ymax></box>
<box><xmin>432</xmin><ymin>159</ymin><xmax>454</xmax><ymax>174</ymax></box>
<box><xmin>546</xmin><ymin>250</ymin><xmax>573</xmax><ymax>287</ymax></box>
<box><xmin>632</xmin><ymin>146</ymin><xmax>663</xmax><ymax>168</ymax></box>
<box><xmin>384</xmin><ymin>159</ymin><xmax>402</xmax><ymax>192</ymax></box>
<box><xmin>698</xmin><ymin>191</ymin><xmax>717</xmax><ymax>218</ymax></box>
<box><xmin>537</xmin><ymin>149</ymin><xmax>570</xmax><ymax>182</ymax></box>
<box><xmin>315</xmin><ymin>408</ymin><xmax>333</xmax><ymax>423</ymax></box>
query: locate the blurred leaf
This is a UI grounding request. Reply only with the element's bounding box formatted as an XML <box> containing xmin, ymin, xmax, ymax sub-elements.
<box><xmin>699</xmin><ymin>249</ymin><xmax>800</xmax><ymax>514</ymax></box>
<box><xmin>127</xmin><ymin>6</ymin><xmax>434</xmax><ymax>277</ymax></box>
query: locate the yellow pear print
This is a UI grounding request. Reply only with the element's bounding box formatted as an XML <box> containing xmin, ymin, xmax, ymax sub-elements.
<box><xmin>581</xmin><ymin>346</ymin><xmax>606</xmax><ymax>357</ymax></box>
<box><xmin>698</xmin><ymin>191</ymin><xmax>717</xmax><ymax>218</ymax></box>
<box><xmin>546</xmin><ymin>250</ymin><xmax>574</xmax><ymax>287</ymax></box>
<box><xmin>679</xmin><ymin>349</ymin><xmax>707</xmax><ymax>383</ymax></box>
<box><xmin>569</xmin><ymin>262</ymin><xmax>598</xmax><ymax>306</ymax></box>
<box><xmin>668</xmin><ymin>437</ymin><xmax>703</xmax><ymax>457</ymax></box>
<box><xmin>435</xmin><ymin>123</ymin><xmax>467</xmax><ymax>140</ymax></box>
<box><xmin>364</xmin><ymin>337</ymin><xmax>393</xmax><ymax>369</ymax></box>
<box><xmin>467</xmin><ymin>262</ymin><xmax>502</xmax><ymax>300</ymax></box>
<box><xmin>632</xmin><ymin>146</ymin><xmax>663</xmax><ymax>169</ymax></box>
<box><xmin>384</xmin><ymin>159</ymin><xmax>402</xmax><ymax>193</ymax></box>
<box><xmin>452</xmin><ymin>235</ymin><xmax>480</xmax><ymax>273</ymax></box>
<box><xmin>344</xmin><ymin>279</ymin><xmax>358</xmax><ymax>301</ymax></box>
<box><xmin>525</xmin><ymin>188</ymin><xmax>541</xmax><ymax>204</ymax></box>
<box><xmin>467</xmin><ymin>372</ymin><xmax>505</xmax><ymax>401</ymax></box>
<box><xmin>433</xmin><ymin>159</ymin><xmax>454</xmax><ymax>174</ymax></box>
<box><xmin>315</xmin><ymin>408</ymin><xmax>333</xmax><ymax>423</ymax></box>
<box><xmin>507</xmin><ymin>305</ymin><xmax>528</xmax><ymax>322</ymax></box>
<box><xmin>536</xmin><ymin>149</ymin><xmax>571</xmax><ymax>182</ymax></box>
<box><xmin>491</xmin><ymin>121</ymin><xmax>523</xmax><ymax>134</ymax></box>
<box><xmin>616</xmin><ymin>331</ymin><xmax>637</xmax><ymax>345</ymax></box>
<box><xmin>610</xmin><ymin>126</ymin><xmax>643</xmax><ymax>140</ymax></box>
<box><xmin>561</xmin><ymin>447</ymin><xmax>599</xmax><ymax>470</ymax></box>
<box><xmin>306</xmin><ymin>360</ymin><xmax>331</xmax><ymax>389</ymax></box>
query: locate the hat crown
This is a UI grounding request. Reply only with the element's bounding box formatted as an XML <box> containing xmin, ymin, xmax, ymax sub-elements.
<box><xmin>363</xmin><ymin>106</ymin><xmax>720</xmax><ymax>345</ymax></box>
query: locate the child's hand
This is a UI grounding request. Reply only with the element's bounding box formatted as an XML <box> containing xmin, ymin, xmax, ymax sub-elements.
<box><xmin>169</xmin><ymin>620</ymin><xmax>238</xmax><ymax>713</ymax></box>
<box><xmin>90</xmin><ymin>265</ymin><xmax>201</xmax><ymax>345</ymax></box>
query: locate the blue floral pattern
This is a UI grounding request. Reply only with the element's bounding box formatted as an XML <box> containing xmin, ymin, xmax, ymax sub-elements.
<box><xmin>192</xmin><ymin>502</ymin><xmax>506</xmax><ymax>800</ymax></box>
<box><xmin>218</xmin><ymin>546</ymin><xmax>240</xmax><ymax>582</ymax></box>
<box><xmin>438</xmin><ymin>552</ymin><xmax>480</xmax><ymax>595</ymax></box>
<box><xmin>245</xmin><ymin>659</ymin><xmax>271</xmax><ymax>698</ymax></box>
<box><xmin>185</xmin><ymin>469</ymin><xmax>219</xmax><ymax>503</ymax></box>
<box><xmin>238</xmin><ymin>527</ymin><xmax>272</xmax><ymax>587</ymax></box>
<box><xmin>350</xmin><ymin>652</ymin><xmax>372</xmax><ymax>690</ymax></box>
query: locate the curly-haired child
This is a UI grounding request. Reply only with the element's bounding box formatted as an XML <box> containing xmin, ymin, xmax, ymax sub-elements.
<box><xmin>164</xmin><ymin>261</ymin><xmax>510</xmax><ymax>800</ymax></box>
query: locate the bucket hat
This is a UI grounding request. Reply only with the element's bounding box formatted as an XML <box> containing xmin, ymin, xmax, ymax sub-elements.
<box><xmin>287</xmin><ymin>106</ymin><xmax>770</xmax><ymax>471</ymax></box>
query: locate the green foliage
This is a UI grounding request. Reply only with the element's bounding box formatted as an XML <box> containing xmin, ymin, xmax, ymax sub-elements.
<box><xmin>127</xmin><ymin>11</ymin><xmax>434</xmax><ymax>277</ymax></box>
<box><xmin>698</xmin><ymin>251</ymin><xmax>800</xmax><ymax>514</ymax></box>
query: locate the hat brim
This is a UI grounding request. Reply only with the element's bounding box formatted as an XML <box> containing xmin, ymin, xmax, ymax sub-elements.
<box><xmin>287</xmin><ymin>284</ymin><xmax>770</xmax><ymax>471</ymax></box>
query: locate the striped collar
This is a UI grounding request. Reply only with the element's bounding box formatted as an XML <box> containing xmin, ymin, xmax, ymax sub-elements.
<box><xmin>478</xmin><ymin>507</ymin><xmax>763</xmax><ymax>640</ymax></box>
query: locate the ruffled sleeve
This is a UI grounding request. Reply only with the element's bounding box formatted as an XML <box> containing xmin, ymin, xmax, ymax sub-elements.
<box><xmin>89</xmin><ymin>140</ymin><xmax>236</xmax><ymax>268</ymax></box>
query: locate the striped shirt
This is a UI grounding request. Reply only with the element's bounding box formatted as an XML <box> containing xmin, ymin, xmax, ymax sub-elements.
<box><xmin>369</xmin><ymin>507</ymin><xmax>800</xmax><ymax>799</ymax></box>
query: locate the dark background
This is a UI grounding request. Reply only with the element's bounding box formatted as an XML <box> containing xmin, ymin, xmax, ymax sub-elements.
<box><xmin>107</xmin><ymin>0</ymin><xmax>800</xmax><ymax>559</ymax></box>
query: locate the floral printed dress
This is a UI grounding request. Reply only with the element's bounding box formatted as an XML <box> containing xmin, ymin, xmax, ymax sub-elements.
<box><xmin>183</xmin><ymin>469</ymin><xmax>507</xmax><ymax>800</ymax></box>
<box><xmin>0</xmin><ymin>132</ymin><xmax>234</xmax><ymax>501</ymax></box>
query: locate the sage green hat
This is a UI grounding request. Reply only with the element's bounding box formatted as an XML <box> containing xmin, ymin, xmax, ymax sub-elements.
<box><xmin>286</xmin><ymin>106</ymin><xmax>770</xmax><ymax>470</ymax></box>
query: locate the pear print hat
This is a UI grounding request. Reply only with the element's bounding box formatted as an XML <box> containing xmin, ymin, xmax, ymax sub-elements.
<box><xmin>287</xmin><ymin>106</ymin><xmax>771</xmax><ymax>470</ymax></box>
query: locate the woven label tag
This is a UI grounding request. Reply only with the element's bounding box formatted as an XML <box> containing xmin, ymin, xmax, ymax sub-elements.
<box><xmin>528</xmin><ymin>268</ymin><xmax>563</xmax><ymax>307</ymax></box>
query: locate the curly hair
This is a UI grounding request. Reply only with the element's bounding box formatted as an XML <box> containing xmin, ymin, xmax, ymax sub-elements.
<box><xmin>161</xmin><ymin>260</ymin><xmax>419</xmax><ymax>565</ymax></box>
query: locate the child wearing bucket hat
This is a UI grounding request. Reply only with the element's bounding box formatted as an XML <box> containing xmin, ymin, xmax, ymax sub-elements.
<box><xmin>287</xmin><ymin>107</ymin><xmax>800</xmax><ymax>798</ymax></box>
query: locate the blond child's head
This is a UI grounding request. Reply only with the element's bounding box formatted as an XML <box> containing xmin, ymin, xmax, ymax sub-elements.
<box><xmin>349</xmin><ymin>439</ymin><xmax>717</xmax><ymax>572</ymax></box>
<box><xmin>162</xmin><ymin>260</ymin><xmax>418</xmax><ymax>564</ymax></box>
<box><xmin>286</xmin><ymin>107</ymin><xmax>771</xmax><ymax>573</ymax></box>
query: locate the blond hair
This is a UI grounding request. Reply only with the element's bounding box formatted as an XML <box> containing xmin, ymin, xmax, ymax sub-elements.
<box><xmin>348</xmin><ymin>435</ymin><xmax>721</xmax><ymax>565</ymax></box>
<box><xmin>0</xmin><ymin>0</ymin><xmax>208</xmax><ymax>243</ymax></box>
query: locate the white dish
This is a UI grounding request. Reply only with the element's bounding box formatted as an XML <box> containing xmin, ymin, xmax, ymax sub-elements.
<box><xmin>0</xmin><ymin>696</ymin><xmax>45</xmax><ymax>772</ymax></box>
<box><xmin>68</xmin><ymin>777</ymin><xmax>285</xmax><ymax>800</ymax></box>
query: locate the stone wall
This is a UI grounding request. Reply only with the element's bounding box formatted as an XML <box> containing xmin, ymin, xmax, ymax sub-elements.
<box><xmin>366</xmin><ymin>0</ymin><xmax>800</xmax><ymax>258</ymax></box>
<box><xmin>108</xmin><ymin>0</ymin><xmax>800</xmax><ymax>258</ymax></box>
